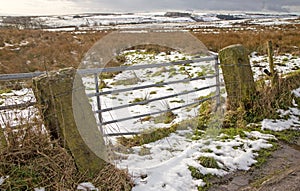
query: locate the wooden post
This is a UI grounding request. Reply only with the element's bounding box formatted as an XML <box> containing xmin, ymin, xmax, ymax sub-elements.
<box><xmin>219</xmin><ymin>44</ymin><xmax>256</xmax><ymax>110</ymax></box>
<box><xmin>267</xmin><ymin>41</ymin><xmax>275</xmax><ymax>76</ymax></box>
<box><xmin>267</xmin><ymin>41</ymin><xmax>279</xmax><ymax>88</ymax></box>
<box><xmin>33</xmin><ymin>68</ymin><xmax>107</xmax><ymax>174</ymax></box>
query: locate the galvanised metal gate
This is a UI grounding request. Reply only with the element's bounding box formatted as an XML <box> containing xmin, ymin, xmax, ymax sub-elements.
<box><xmin>81</xmin><ymin>54</ymin><xmax>221</xmax><ymax>136</ymax></box>
<box><xmin>0</xmin><ymin>55</ymin><xmax>221</xmax><ymax>136</ymax></box>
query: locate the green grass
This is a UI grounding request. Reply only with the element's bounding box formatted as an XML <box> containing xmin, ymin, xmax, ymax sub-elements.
<box><xmin>138</xmin><ymin>147</ymin><xmax>151</xmax><ymax>156</ymax></box>
<box><xmin>196</xmin><ymin>71</ymin><xmax>206</xmax><ymax>78</ymax></box>
<box><xmin>99</xmin><ymin>72</ymin><xmax>119</xmax><ymax>79</ymax></box>
<box><xmin>149</xmin><ymin>91</ymin><xmax>157</xmax><ymax>95</ymax></box>
<box><xmin>170</xmin><ymin>99</ymin><xmax>185</xmax><ymax>103</ymax></box>
<box><xmin>199</xmin><ymin>65</ymin><xmax>215</xmax><ymax>75</ymax></box>
<box><xmin>99</xmin><ymin>80</ymin><xmax>108</xmax><ymax>89</ymax></box>
<box><xmin>201</xmin><ymin>148</ymin><xmax>214</xmax><ymax>153</ymax></box>
<box><xmin>177</xmin><ymin>117</ymin><xmax>199</xmax><ymax>130</ymax></box>
<box><xmin>282</xmin><ymin>57</ymin><xmax>289</xmax><ymax>62</ymax></box>
<box><xmin>2</xmin><ymin>165</ymin><xmax>43</xmax><ymax>190</ymax></box>
<box><xmin>188</xmin><ymin>166</ymin><xmax>213</xmax><ymax>191</ymax></box>
<box><xmin>198</xmin><ymin>156</ymin><xmax>220</xmax><ymax>169</ymax></box>
<box><xmin>154</xmin><ymin>111</ymin><xmax>176</xmax><ymax>124</ymax></box>
<box><xmin>259</xmin><ymin>129</ymin><xmax>300</xmax><ymax>144</ymax></box>
<box><xmin>111</xmin><ymin>77</ymin><xmax>140</xmax><ymax>86</ymax></box>
<box><xmin>220</xmin><ymin>128</ymin><xmax>247</xmax><ymax>139</ymax></box>
<box><xmin>0</xmin><ymin>89</ymin><xmax>12</xmax><ymax>94</ymax></box>
<box><xmin>203</xmin><ymin>127</ymin><xmax>221</xmax><ymax>139</ymax></box>
<box><xmin>221</xmin><ymin>69</ymin><xmax>300</xmax><ymax>128</ymax></box>
<box><xmin>117</xmin><ymin>125</ymin><xmax>178</xmax><ymax>147</ymax></box>
<box><xmin>253</xmin><ymin>141</ymin><xmax>278</xmax><ymax>168</ymax></box>
<box><xmin>166</xmin><ymin>88</ymin><xmax>174</xmax><ymax>91</ymax></box>
<box><xmin>168</xmin><ymin>70</ymin><xmax>178</xmax><ymax>78</ymax></box>
<box><xmin>129</xmin><ymin>98</ymin><xmax>145</xmax><ymax>104</ymax></box>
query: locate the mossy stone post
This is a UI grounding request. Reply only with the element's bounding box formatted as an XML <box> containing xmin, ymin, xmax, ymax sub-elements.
<box><xmin>0</xmin><ymin>127</ymin><xmax>7</xmax><ymax>151</ymax></box>
<box><xmin>33</xmin><ymin>68</ymin><xmax>107</xmax><ymax>174</ymax></box>
<box><xmin>219</xmin><ymin>44</ymin><xmax>256</xmax><ymax>110</ymax></box>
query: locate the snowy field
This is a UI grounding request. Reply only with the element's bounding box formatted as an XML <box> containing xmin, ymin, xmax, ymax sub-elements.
<box><xmin>0</xmin><ymin>11</ymin><xmax>299</xmax><ymax>31</ymax></box>
<box><xmin>83</xmin><ymin>50</ymin><xmax>217</xmax><ymax>140</ymax></box>
<box><xmin>86</xmin><ymin>50</ymin><xmax>299</xmax><ymax>191</ymax></box>
<box><xmin>0</xmin><ymin>49</ymin><xmax>299</xmax><ymax>190</ymax></box>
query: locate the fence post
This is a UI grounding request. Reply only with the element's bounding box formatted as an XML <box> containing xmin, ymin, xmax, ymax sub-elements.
<box><xmin>94</xmin><ymin>73</ymin><xmax>103</xmax><ymax>134</ymax></box>
<box><xmin>33</xmin><ymin>67</ymin><xmax>107</xmax><ymax>173</ymax></box>
<box><xmin>267</xmin><ymin>41</ymin><xmax>275</xmax><ymax>76</ymax></box>
<box><xmin>267</xmin><ymin>41</ymin><xmax>279</xmax><ymax>88</ymax></box>
<box><xmin>0</xmin><ymin>127</ymin><xmax>7</xmax><ymax>151</ymax></box>
<box><xmin>219</xmin><ymin>44</ymin><xmax>256</xmax><ymax>110</ymax></box>
<box><xmin>214</xmin><ymin>55</ymin><xmax>221</xmax><ymax>110</ymax></box>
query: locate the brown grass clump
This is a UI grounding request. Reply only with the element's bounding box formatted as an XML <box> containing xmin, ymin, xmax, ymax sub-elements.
<box><xmin>223</xmin><ymin>70</ymin><xmax>300</xmax><ymax>128</ymax></box>
<box><xmin>0</xmin><ymin>29</ymin><xmax>108</xmax><ymax>74</ymax></box>
<box><xmin>193</xmin><ymin>24</ymin><xmax>300</xmax><ymax>55</ymax></box>
<box><xmin>0</xmin><ymin>123</ymin><xmax>133</xmax><ymax>190</ymax></box>
<box><xmin>1</xmin><ymin>23</ymin><xmax>299</xmax><ymax>75</ymax></box>
<box><xmin>117</xmin><ymin>125</ymin><xmax>178</xmax><ymax>147</ymax></box>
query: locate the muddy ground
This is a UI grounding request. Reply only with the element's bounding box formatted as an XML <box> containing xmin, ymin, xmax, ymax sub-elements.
<box><xmin>209</xmin><ymin>137</ymin><xmax>300</xmax><ymax>191</ymax></box>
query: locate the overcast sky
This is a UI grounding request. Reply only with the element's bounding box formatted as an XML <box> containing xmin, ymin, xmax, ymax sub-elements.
<box><xmin>0</xmin><ymin>0</ymin><xmax>299</xmax><ymax>16</ymax></box>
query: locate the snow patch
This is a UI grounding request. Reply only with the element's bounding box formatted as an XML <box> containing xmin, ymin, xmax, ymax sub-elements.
<box><xmin>0</xmin><ymin>176</ymin><xmax>9</xmax><ymax>186</ymax></box>
<box><xmin>261</xmin><ymin>87</ymin><xmax>300</xmax><ymax>131</ymax></box>
<box><xmin>77</xmin><ymin>182</ymin><xmax>98</xmax><ymax>191</ymax></box>
<box><xmin>292</xmin><ymin>87</ymin><xmax>300</xmax><ymax>98</ymax></box>
<box><xmin>121</xmin><ymin>131</ymin><xmax>274</xmax><ymax>190</ymax></box>
<box><xmin>34</xmin><ymin>188</ymin><xmax>45</xmax><ymax>191</ymax></box>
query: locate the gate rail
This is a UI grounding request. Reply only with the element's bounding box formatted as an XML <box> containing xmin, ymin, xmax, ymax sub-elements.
<box><xmin>0</xmin><ymin>55</ymin><xmax>221</xmax><ymax>137</ymax></box>
<box><xmin>81</xmin><ymin>55</ymin><xmax>221</xmax><ymax>136</ymax></box>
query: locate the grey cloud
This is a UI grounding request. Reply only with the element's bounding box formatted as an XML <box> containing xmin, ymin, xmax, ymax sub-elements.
<box><xmin>69</xmin><ymin>0</ymin><xmax>300</xmax><ymax>12</ymax></box>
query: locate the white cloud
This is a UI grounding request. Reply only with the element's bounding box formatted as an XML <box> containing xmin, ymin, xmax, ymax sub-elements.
<box><xmin>0</xmin><ymin>0</ymin><xmax>299</xmax><ymax>16</ymax></box>
<box><xmin>0</xmin><ymin>0</ymin><xmax>82</xmax><ymax>15</ymax></box>
<box><xmin>283</xmin><ymin>5</ymin><xmax>300</xmax><ymax>13</ymax></box>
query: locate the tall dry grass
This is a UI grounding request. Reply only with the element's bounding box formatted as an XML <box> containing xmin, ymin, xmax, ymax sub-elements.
<box><xmin>0</xmin><ymin>29</ymin><xmax>107</xmax><ymax>74</ymax></box>
<box><xmin>193</xmin><ymin>24</ymin><xmax>300</xmax><ymax>55</ymax></box>
<box><xmin>0</xmin><ymin>106</ymin><xmax>133</xmax><ymax>190</ymax></box>
<box><xmin>223</xmin><ymin>70</ymin><xmax>300</xmax><ymax>128</ymax></box>
<box><xmin>0</xmin><ymin>23</ymin><xmax>299</xmax><ymax>75</ymax></box>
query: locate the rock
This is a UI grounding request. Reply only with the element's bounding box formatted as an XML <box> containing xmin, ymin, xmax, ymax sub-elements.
<box><xmin>33</xmin><ymin>67</ymin><xmax>107</xmax><ymax>173</ymax></box>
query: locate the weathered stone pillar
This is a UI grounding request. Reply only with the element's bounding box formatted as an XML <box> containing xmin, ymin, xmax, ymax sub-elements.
<box><xmin>219</xmin><ymin>44</ymin><xmax>256</xmax><ymax>110</ymax></box>
<box><xmin>0</xmin><ymin>127</ymin><xmax>7</xmax><ymax>151</ymax></box>
<box><xmin>33</xmin><ymin>68</ymin><xmax>107</xmax><ymax>173</ymax></box>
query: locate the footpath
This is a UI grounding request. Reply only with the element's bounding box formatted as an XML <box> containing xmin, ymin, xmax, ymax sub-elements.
<box><xmin>209</xmin><ymin>137</ymin><xmax>300</xmax><ymax>191</ymax></box>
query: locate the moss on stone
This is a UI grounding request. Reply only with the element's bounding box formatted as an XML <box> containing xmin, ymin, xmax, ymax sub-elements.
<box><xmin>219</xmin><ymin>44</ymin><xmax>256</xmax><ymax>110</ymax></box>
<box><xmin>33</xmin><ymin>68</ymin><xmax>107</xmax><ymax>174</ymax></box>
<box><xmin>0</xmin><ymin>127</ymin><xmax>7</xmax><ymax>152</ymax></box>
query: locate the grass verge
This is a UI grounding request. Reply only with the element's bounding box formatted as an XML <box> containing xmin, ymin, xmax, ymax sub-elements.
<box><xmin>117</xmin><ymin>125</ymin><xmax>178</xmax><ymax>147</ymax></box>
<box><xmin>0</xmin><ymin>124</ymin><xmax>133</xmax><ymax>190</ymax></box>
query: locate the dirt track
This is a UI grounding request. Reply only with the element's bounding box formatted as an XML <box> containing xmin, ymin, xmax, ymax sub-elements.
<box><xmin>208</xmin><ymin>138</ymin><xmax>300</xmax><ymax>191</ymax></box>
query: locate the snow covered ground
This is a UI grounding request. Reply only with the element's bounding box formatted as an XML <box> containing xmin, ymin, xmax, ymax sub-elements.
<box><xmin>122</xmin><ymin>130</ymin><xmax>275</xmax><ymax>191</ymax></box>
<box><xmin>0</xmin><ymin>50</ymin><xmax>299</xmax><ymax>190</ymax></box>
<box><xmin>83</xmin><ymin>50</ymin><xmax>217</xmax><ymax>141</ymax></box>
<box><xmin>261</xmin><ymin>87</ymin><xmax>300</xmax><ymax>131</ymax></box>
<box><xmin>0</xmin><ymin>88</ymin><xmax>36</xmax><ymax>128</ymax></box>
<box><xmin>0</xmin><ymin>11</ymin><xmax>299</xmax><ymax>31</ymax></box>
<box><xmin>250</xmin><ymin>52</ymin><xmax>300</xmax><ymax>80</ymax></box>
<box><xmin>89</xmin><ymin>50</ymin><xmax>300</xmax><ymax>191</ymax></box>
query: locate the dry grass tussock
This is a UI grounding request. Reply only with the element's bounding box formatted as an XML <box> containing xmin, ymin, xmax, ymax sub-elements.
<box><xmin>0</xmin><ymin>119</ymin><xmax>133</xmax><ymax>190</ymax></box>
<box><xmin>1</xmin><ymin>23</ymin><xmax>299</xmax><ymax>75</ymax></box>
<box><xmin>0</xmin><ymin>29</ymin><xmax>107</xmax><ymax>74</ymax></box>
<box><xmin>193</xmin><ymin>24</ymin><xmax>300</xmax><ymax>55</ymax></box>
<box><xmin>223</xmin><ymin>70</ymin><xmax>300</xmax><ymax>128</ymax></box>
